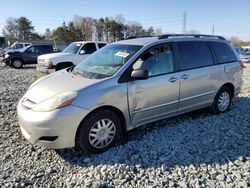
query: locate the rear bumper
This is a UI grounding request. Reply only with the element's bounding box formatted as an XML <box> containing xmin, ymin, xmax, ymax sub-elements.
<box><xmin>17</xmin><ymin>100</ymin><xmax>90</xmax><ymax>149</ymax></box>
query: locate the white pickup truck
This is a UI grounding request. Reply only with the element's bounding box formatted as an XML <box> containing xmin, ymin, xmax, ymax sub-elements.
<box><xmin>37</xmin><ymin>41</ymin><xmax>107</xmax><ymax>73</ymax></box>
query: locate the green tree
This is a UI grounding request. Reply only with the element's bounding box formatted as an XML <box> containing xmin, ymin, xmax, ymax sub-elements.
<box><xmin>16</xmin><ymin>16</ymin><xmax>35</xmax><ymax>40</ymax></box>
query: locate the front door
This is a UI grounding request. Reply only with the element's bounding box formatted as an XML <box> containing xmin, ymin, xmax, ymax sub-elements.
<box><xmin>128</xmin><ymin>43</ymin><xmax>179</xmax><ymax>126</ymax></box>
<box><xmin>25</xmin><ymin>46</ymin><xmax>39</xmax><ymax>64</ymax></box>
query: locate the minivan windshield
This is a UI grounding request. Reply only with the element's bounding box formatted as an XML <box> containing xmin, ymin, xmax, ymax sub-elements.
<box><xmin>63</xmin><ymin>43</ymin><xmax>82</xmax><ymax>54</ymax></box>
<box><xmin>73</xmin><ymin>44</ymin><xmax>142</xmax><ymax>79</ymax></box>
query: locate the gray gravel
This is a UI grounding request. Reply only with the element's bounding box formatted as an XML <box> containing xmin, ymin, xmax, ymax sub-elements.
<box><xmin>0</xmin><ymin>64</ymin><xmax>249</xmax><ymax>188</ymax></box>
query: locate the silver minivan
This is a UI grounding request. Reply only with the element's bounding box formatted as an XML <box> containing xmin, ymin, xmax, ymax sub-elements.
<box><xmin>17</xmin><ymin>34</ymin><xmax>244</xmax><ymax>153</ymax></box>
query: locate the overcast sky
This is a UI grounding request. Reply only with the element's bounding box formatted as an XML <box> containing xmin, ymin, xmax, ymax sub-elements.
<box><xmin>0</xmin><ymin>0</ymin><xmax>250</xmax><ymax>41</ymax></box>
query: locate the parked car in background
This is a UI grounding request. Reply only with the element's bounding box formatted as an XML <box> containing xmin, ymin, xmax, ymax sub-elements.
<box><xmin>240</xmin><ymin>51</ymin><xmax>250</xmax><ymax>63</ymax></box>
<box><xmin>1</xmin><ymin>42</ymin><xmax>32</xmax><ymax>56</ymax></box>
<box><xmin>36</xmin><ymin>41</ymin><xmax>107</xmax><ymax>74</ymax></box>
<box><xmin>17</xmin><ymin>34</ymin><xmax>244</xmax><ymax>154</ymax></box>
<box><xmin>3</xmin><ymin>44</ymin><xmax>54</xmax><ymax>69</ymax></box>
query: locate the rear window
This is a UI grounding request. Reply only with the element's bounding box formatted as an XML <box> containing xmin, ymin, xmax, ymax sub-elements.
<box><xmin>81</xmin><ymin>43</ymin><xmax>97</xmax><ymax>54</ymax></box>
<box><xmin>37</xmin><ymin>45</ymin><xmax>53</xmax><ymax>53</ymax></box>
<box><xmin>177</xmin><ymin>41</ymin><xmax>214</xmax><ymax>71</ymax></box>
<box><xmin>98</xmin><ymin>43</ymin><xmax>107</xmax><ymax>49</ymax></box>
<box><xmin>211</xmin><ymin>42</ymin><xmax>237</xmax><ymax>63</ymax></box>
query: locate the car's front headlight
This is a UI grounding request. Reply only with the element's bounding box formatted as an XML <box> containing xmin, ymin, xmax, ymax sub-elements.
<box><xmin>33</xmin><ymin>91</ymin><xmax>78</xmax><ymax>112</ymax></box>
<box><xmin>4</xmin><ymin>54</ymin><xmax>9</xmax><ymax>59</ymax></box>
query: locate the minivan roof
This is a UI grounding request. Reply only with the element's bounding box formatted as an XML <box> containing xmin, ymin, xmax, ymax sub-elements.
<box><xmin>115</xmin><ymin>34</ymin><xmax>228</xmax><ymax>46</ymax></box>
<box><xmin>73</xmin><ymin>41</ymin><xmax>107</xmax><ymax>44</ymax></box>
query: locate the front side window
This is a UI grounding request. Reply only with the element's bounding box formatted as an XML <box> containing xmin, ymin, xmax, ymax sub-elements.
<box><xmin>211</xmin><ymin>42</ymin><xmax>237</xmax><ymax>63</ymax></box>
<box><xmin>177</xmin><ymin>41</ymin><xmax>213</xmax><ymax>71</ymax></box>
<box><xmin>133</xmin><ymin>44</ymin><xmax>174</xmax><ymax>77</ymax></box>
<box><xmin>74</xmin><ymin>44</ymin><xmax>142</xmax><ymax>79</ymax></box>
<box><xmin>26</xmin><ymin>46</ymin><xmax>38</xmax><ymax>53</ymax></box>
<box><xmin>63</xmin><ymin>43</ymin><xmax>82</xmax><ymax>54</ymax></box>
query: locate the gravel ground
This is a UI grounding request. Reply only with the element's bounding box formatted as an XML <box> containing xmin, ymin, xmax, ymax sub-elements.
<box><xmin>0</xmin><ymin>64</ymin><xmax>249</xmax><ymax>188</ymax></box>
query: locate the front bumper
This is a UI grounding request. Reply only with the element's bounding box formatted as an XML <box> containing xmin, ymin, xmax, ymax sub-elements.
<box><xmin>36</xmin><ymin>63</ymin><xmax>55</xmax><ymax>74</ymax></box>
<box><xmin>17</xmin><ymin>100</ymin><xmax>90</xmax><ymax>149</ymax></box>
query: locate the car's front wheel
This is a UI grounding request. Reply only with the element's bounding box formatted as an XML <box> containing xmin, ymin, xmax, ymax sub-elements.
<box><xmin>12</xmin><ymin>59</ymin><xmax>23</xmax><ymax>69</ymax></box>
<box><xmin>76</xmin><ymin>110</ymin><xmax>122</xmax><ymax>154</ymax></box>
<box><xmin>210</xmin><ymin>86</ymin><xmax>232</xmax><ymax>114</ymax></box>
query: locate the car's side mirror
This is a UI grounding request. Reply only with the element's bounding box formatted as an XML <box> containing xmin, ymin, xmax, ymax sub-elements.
<box><xmin>80</xmin><ymin>50</ymin><xmax>86</xmax><ymax>55</ymax></box>
<box><xmin>131</xmin><ymin>69</ymin><xmax>149</xmax><ymax>80</ymax></box>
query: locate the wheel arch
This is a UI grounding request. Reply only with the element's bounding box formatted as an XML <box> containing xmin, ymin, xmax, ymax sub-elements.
<box><xmin>55</xmin><ymin>61</ymin><xmax>74</xmax><ymax>71</ymax></box>
<box><xmin>75</xmin><ymin>105</ymin><xmax>127</xmax><ymax>143</ymax></box>
<box><xmin>220</xmin><ymin>82</ymin><xmax>235</xmax><ymax>98</ymax></box>
<box><xmin>11</xmin><ymin>56</ymin><xmax>24</xmax><ymax>63</ymax></box>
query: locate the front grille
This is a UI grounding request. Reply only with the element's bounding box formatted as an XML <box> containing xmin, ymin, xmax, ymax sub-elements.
<box><xmin>37</xmin><ymin>59</ymin><xmax>45</xmax><ymax>63</ymax></box>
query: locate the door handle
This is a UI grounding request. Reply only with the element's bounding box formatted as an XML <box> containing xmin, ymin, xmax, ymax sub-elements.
<box><xmin>169</xmin><ymin>77</ymin><xmax>178</xmax><ymax>83</ymax></box>
<box><xmin>181</xmin><ymin>74</ymin><xmax>189</xmax><ymax>79</ymax></box>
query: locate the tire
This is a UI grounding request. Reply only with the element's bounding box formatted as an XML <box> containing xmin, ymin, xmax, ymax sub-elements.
<box><xmin>11</xmin><ymin>59</ymin><xmax>23</xmax><ymax>69</ymax></box>
<box><xmin>55</xmin><ymin>63</ymin><xmax>73</xmax><ymax>71</ymax></box>
<box><xmin>209</xmin><ymin>87</ymin><xmax>232</xmax><ymax>114</ymax></box>
<box><xmin>76</xmin><ymin>110</ymin><xmax>122</xmax><ymax>154</ymax></box>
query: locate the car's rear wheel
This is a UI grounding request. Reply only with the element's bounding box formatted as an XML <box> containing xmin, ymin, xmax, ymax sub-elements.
<box><xmin>12</xmin><ymin>59</ymin><xmax>23</xmax><ymax>69</ymax></box>
<box><xmin>210</xmin><ymin>87</ymin><xmax>232</xmax><ymax>114</ymax></box>
<box><xmin>76</xmin><ymin>110</ymin><xmax>122</xmax><ymax>154</ymax></box>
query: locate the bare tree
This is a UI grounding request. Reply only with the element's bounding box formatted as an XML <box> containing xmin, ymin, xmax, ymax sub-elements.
<box><xmin>4</xmin><ymin>17</ymin><xmax>18</xmax><ymax>44</ymax></box>
<box><xmin>230</xmin><ymin>36</ymin><xmax>241</xmax><ymax>47</ymax></box>
<box><xmin>154</xmin><ymin>27</ymin><xmax>162</xmax><ymax>35</ymax></box>
<box><xmin>186</xmin><ymin>29</ymin><xmax>200</xmax><ymax>34</ymax></box>
<box><xmin>73</xmin><ymin>16</ymin><xmax>94</xmax><ymax>41</ymax></box>
<box><xmin>44</xmin><ymin>28</ymin><xmax>52</xmax><ymax>40</ymax></box>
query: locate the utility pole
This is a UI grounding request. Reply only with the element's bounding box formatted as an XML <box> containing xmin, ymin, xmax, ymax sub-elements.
<box><xmin>212</xmin><ymin>24</ymin><xmax>215</xmax><ymax>35</ymax></box>
<box><xmin>183</xmin><ymin>11</ymin><xmax>187</xmax><ymax>33</ymax></box>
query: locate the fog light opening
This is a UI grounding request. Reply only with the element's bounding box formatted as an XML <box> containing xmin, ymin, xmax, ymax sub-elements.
<box><xmin>39</xmin><ymin>136</ymin><xmax>58</xmax><ymax>141</ymax></box>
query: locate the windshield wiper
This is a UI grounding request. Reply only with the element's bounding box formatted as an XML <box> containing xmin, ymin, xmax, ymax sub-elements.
<box><xmin>72</xmin><ymin>68</ymin><xmax>84</xmax><ymax>76</ymax></box>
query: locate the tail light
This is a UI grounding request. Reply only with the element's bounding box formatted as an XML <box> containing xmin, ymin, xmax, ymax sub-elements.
<box><xmin>240</xmin><ymin>60</ymin><xmax>246</xmax><ymax>69</ymax></box>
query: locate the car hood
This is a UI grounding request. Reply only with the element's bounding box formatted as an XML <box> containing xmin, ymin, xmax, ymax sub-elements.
<box><xmin>7</xmin><ymin>51</ymin><xmax>22</xmax><ymax>55</ymax></box>
<box><xmin>25</xmin><ymin>70</ymin><xmax>101</xmax><ymax>104</ymax></box>
<box><xmin>38</xmin><ymin>52</ymin><xmax>72</xmax><ymax>60</ymax></box>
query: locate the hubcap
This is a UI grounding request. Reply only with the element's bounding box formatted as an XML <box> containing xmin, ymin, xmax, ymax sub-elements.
<box><xmin>88</xmin><ymin>119</ymin><xmax>116</xmax><ymax>149</ymax></box>
<box><xmin>218</xmin><ymin>92</ymin><xmax>230</xmax><ymax>111</ymax></box>
<box><xmin>13</xmin><ymin>60</ymin><xmax>22</xmax><ymax>68</ymax></box>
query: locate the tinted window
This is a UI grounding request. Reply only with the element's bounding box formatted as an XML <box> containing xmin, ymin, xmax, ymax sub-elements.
<box><xmin>37</xmin><ymin>45</ymin><xmax>53</xmax><ymax>53</ymax></box>
<box><xmin>211</xmin><ymin>42</ymin><xmax>237</xmax><ymax>63</ymax></box>
<box><xmin>133</xmin><ymin>44</ymin><xmax>174</xmax><ymax>77</ymax></box>
<box><xmin>81</xmin><ymin>43</ymin><xmax>97</xmax><ymax>54</ymax></box>
<box><xmin>25</xmin><ymin>43</ymin><xmax>31</xmax><ymax>47</ymax></box>
<box><xmin>26</xmin><ymin>46</ymin><xmax>39</xmax><ymax>53</ymax></box>
<box><xmin>177</xmin><ymin>41</ymin><xmax>213</xmax><ymax>70</ymax></box>
<box><xmin>98</xmin><ymin>43</ymin><xmax>107</xmax><ymax>49</ymax></box>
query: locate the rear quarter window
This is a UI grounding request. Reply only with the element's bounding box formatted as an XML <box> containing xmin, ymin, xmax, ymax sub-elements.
<box><xmin>211</xmin><ymin>42</ymin><xmax>237</xmax><ymax>63</ymax></box>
